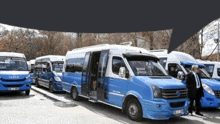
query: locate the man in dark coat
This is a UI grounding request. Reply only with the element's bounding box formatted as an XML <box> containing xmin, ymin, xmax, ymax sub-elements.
<box><xmin>185</xmin><ymin>65</ymin><xmax>204</xmax><ymax>116</ymax></box>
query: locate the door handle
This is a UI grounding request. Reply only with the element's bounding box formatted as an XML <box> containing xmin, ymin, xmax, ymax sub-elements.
<box><xmin>110</xmin><ymin>78</ymin><xmax>114</xmax><ymax>81</ymax></box>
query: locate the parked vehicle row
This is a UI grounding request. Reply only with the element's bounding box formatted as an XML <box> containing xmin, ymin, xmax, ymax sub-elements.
<box><xmin>3</xmin><ymin>44</ymin><xmax>220</xmax><ymax>121</ymax></box>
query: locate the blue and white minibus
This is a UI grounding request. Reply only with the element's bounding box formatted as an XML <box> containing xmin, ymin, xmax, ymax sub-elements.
<box><xmin>62</xmin><ymin>44</ymin><xmax>189</xmax><ymax>121</ymax></box>
<box><xmin>197</xmin><ymin>60</ymin><xmax>220</xmax><ymax>82</ymax></box>
<box><xmin>35</xmin><ymin>55</ymin><xmax>64</xmax><ymax>92</ymax></box>
<box><xmin>151</xmin><ymin>50</ymin><xmax>220</xmax><ymax>108</ymax></box>
<box><xmin>0</xmin><ymin>52</ymin><xmax>32</xmax><ymax>95</ymax></box>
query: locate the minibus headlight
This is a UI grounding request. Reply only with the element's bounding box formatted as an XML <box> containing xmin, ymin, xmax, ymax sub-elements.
<box><xmin>150</xmin><ymin>84</ymin><xmax>161</xmax><ymax>98</ymax></box>
<box><xmin>202</xmin><ymin>83</ymin><xmax>215</xmax><ymax>96</ymax></box>
<box><xmin>26</xmin><ymin>75</ymin><xmax>30</xmax><ymax>79</ymax></box>
<box><xmin>54</xmin><ymin>76</ymin><xmax>62</xmax><ymax>82</ymax></box>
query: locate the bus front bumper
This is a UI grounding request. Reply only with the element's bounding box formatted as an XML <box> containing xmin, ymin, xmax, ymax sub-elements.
<box><xmin>140</xmin><ymin>98</ymin><xmax>189</xmax><ymax>120</ymax></box>
<box><xmin>52</xmin><ymin>81</ymin><xmax>63</xmax><ymax>91</ymax></box>
<box><xmin>0</xmin><ymin>79</ymin><xmax>32</xmax><ymax>92</ymax></box>
<box><xmin>201</xmin><ymin>91</ymin><xmax>220</xmax><ymax>108</ymax></box>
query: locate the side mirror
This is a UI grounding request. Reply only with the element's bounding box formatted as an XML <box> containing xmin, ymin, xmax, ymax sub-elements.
<box><xmin>177</xmin><ymin>71</ymin><xmax>185</xmax><ymax>80</ymax></box>
<box><xmin>119</xmin><ymin>67</ymin><xmax>129</xmax><ymax>78</ymax></box>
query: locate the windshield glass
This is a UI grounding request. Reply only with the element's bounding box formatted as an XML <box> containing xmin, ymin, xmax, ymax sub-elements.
<box><xmin>52</xmin><ymin>62</ymin><xmax>63</xmax><ymax>72</ymax></box>
<box><xmin>159</xmin><ymin>58</ymin><xmax>167</xmax><ymax>69</ymax></box>
<box><xmin>204</xmin><ymin>64</ymin><xmax>214</xmax><ymax>76</ymax></box>
<box><xmin>184</xmin><ymin>66</ymin><xmax>210</xmax><ymax>78</ymax></box>
<box><xmin>128</xmin><ymin>60</ymin><xmax>167</xmax><ymax>76</ymax></box>
<box><xmin>0</xmin><ymin>57</ymin><xmax>28</xmax><ymax>71</ymax></box>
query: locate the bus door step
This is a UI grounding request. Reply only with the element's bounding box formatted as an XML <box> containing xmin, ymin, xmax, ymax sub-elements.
<box><xmin>89</xmin><ymin>99</ymin><xmax>98</xmax><ymax>103</ymax></box>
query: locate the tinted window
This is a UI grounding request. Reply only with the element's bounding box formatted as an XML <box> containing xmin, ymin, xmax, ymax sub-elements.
<box><xmin>217</xmin><ymin>68</ymin><xmax>220</xmax><ymax>76</ymax></box>
<box><xmin>168</xmin><ymin>64</ymin><xmax>183</xmax><ymax>78</ymax></box>
<box><xmin>66</xmin><ymin>58</ymin><xmax>84</xmax><ymax>73</ymax></box>
<box><xmin>112</xmin><ymin>57</ymin><xmax>126</xmax><ymax>75</ymax></box>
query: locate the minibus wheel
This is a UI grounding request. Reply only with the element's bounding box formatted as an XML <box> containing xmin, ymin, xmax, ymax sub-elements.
<box><xmin>126</xmin><ymin>99</ymin><xmax>143</xmax><ymax>121</ymax></box>
<box><xmin>71</xmin><ymin>87</ymin><xmax>80</xmax><ymax>101</ymax></box>
<box><xmin>25</xmin><ymin>90</ymin><xmax>30</xmax><ymax>95</ymax></box>
<box><xmin>49</xmin><ymin>83</ymin><xmax>54</xmax><ymax>93</ymax></box>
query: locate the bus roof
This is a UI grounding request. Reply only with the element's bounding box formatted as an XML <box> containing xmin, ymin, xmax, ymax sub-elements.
<box><xmin>66</xmin><ymin>44</ymin><xmax>154</xmax><ymax>59</ymax></box>
<box><xmin>198</xmin><ymin>59</ymin><xmax>220</xmax><ymax>66</ymax></box>
<box><xmin>30</xmin><ymin>59</ymin><xmax>36</xmax><ymax>64</ymax></box>
<box><xmin>150</xmin><ymin>49</ymin><xmax>168</xmax><ymax>58</ymax></box>
<box><xmin>150</xmin><ymin>50</ymin><xmax>206</xmax><ymax>67</ymax></box>
<box><xmin>0</xmin><ymin>52</ymin><xmax>25</xmax><ymax>58</ymax></box>
<box><xmin>36</xmin><ymin>55</ymin><xmax>65</xmax><ymax>63</ymax></box>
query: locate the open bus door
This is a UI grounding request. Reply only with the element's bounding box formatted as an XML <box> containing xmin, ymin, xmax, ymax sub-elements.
<box><xmin>97</xmin><ymin>50</ymin><xmax>109</xmax><ymax>101</ymax></box>
<box><xmin>81</xmin><ymin>52</ymin><xmax>91</xmax><ymax>96</ymax></box>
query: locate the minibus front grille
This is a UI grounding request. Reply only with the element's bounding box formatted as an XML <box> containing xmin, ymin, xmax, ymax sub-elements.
<box><xmin>214</xmin><ymin>91</ymin><xmax>220</xmax><ymax>98</ymax></box>
<box><xmin>161</xmin><ymin>89</ymin><xmax>188</xmax><ymax>99</ymax></box>
<box><xmin>1</xmin><ymin>78</ymin><xmax>26</xmax><ymax>82</ymax></box>
<box><xmin>3</xmin><ymin>84</ymin><xmax>24</xmax><ymax>87</ymax></box>
<box><xmin>170</xmin><ymin>101</ymin><xmax>185</xmax><ymax>108</ymax></box>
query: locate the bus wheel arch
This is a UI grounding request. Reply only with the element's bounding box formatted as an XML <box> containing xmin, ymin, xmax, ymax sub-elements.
<box><xmin>123</xmin><ymin>95</ymin><xmax>143</xmax><ymax>121</ymax></box>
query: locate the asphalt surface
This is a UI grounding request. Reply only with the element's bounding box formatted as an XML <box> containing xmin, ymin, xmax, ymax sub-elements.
<box><xmin>0</xmin><ymin>86</ymin><xmax>220</xmax><ymax>124</ymax></box>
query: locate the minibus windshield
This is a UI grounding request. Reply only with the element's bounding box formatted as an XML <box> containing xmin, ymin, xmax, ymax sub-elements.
<box><xmin>128</xmin><ymin>60</ymin><xmax>167</xmax><ymax>76</ymax></box>
<box><xmin>52</xmin><ymin>62</ymin><xmax>63</xmax><ymax>72</ymax></box>
<box><xmin>0</xmin><ymin>57</ymin><xmax>28</xmax><ymax>71</ymax></box>
<box><xmin>184</xmin><ymin>66</ymin><xmax>210</xmax><ymax>78</ymax></box>
<box><xmin>204</xmin><ymin>64</ymin><xmax>214</xmax><ymax>76</ymax></box>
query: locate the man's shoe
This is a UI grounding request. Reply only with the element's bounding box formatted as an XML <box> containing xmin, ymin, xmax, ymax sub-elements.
<box><xmin>188</xmin><ymin>111</ymin><xmax>193</xmax><ymax>116</ymax></box>
<box><xmin>195</xmin><ymin>112</ymin><xmax>203</xmax><ymax>116</ymax></box>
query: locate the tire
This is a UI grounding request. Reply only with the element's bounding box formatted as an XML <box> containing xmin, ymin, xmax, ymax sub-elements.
<box><xmin>49</xmin><ymin>83</ymin><xmax>54</xmax><ymax>93</ymax></box>
<box><xmin>71</xmin><ymin>87</ymin><xmax>80</xmax><ymax>101</ymax></box>
<box><xmin>126</xmin><ymin>99</ymin><xmax>143</xmax><ymax>121</ymax></box>
<box><xmin>25</xmin><ymin>90</ymin><xmax>30</xmax><ymax>95</ymax></box>
<box><xmin>35</xmin><ymin>79</ymin><xmax>40</xmax><ymax>87</ymax></box>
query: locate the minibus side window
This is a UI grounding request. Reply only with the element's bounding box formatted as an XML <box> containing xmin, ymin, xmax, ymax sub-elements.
<box><xmin>168</xmin><ymin>63</ymin><xmax>183</xmax><ymax>78</ymax></box>
<box><xmin>66</xmin><ymin>58</ymin><xmax>84</xmax><ymax>73</ymax></box>
<box><xmin>112</xmin><ymin>57</ymin><xmax>127</xmax><ymax>76</ymax></box>
<box><xmin>217</xmin><ymin>68</ymin><xmax>220</xmax><ymax>76</ymax></box>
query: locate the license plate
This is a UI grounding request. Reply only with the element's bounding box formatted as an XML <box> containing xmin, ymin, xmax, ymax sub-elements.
<box><xmin>174</xmin><ymin>109</ymin><xmax>184</xmax><ymax>115</ymax></box>
<box><xmin>9</xmin><ymin>88</ymin><xmax>19</xmax><ymax>91</ymax></box>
